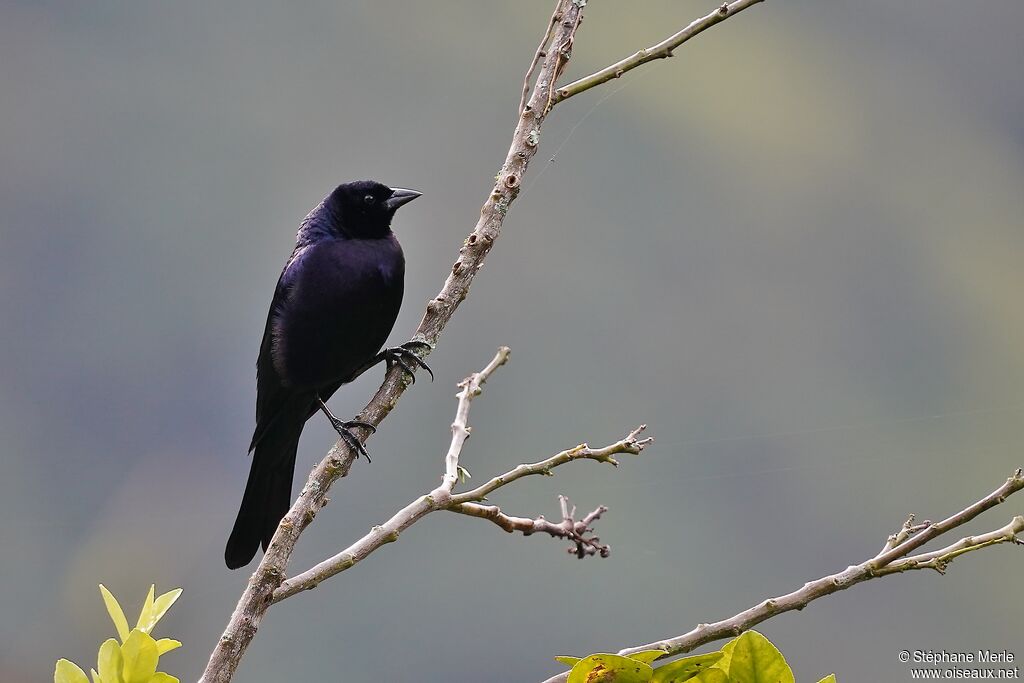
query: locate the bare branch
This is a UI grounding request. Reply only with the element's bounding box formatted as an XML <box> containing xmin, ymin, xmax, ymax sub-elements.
<box><xmin>274</xmin><ymin>426</ymin><xmax>645</xmax><ymax>602</ymax></box>
<box><xmin>449</xmin><ymin>425</ymin><xmax>652</xmax><ymax>506</ymax></box>
<box><xmin>876</xmin><ymin>513</ymin><xmax>932</xmax><ymax>555</ymax></box>
<box><xmin>554</xmin><ymin>0</ymin><xmax>765</xmax><ymax>106</ymax></box>
<box><xmin>539</xmin><ymin>469</ymin><xmax>1024</xmax><ymax>683</ymax></box>
<box><xmin>877</xmin><ymin>515</ymin><xmax>1024</xmax><ymax>576</ymax></box>
<box><xmin>270</xmin><ymin>351</ymin><xmax>645</xmax><ymax>603</ymax></box>
<box><xmin>870</xmin><ymin>468</ymin><xmax>1024</xmax><ymax>569</ymax></box>
<box><xmin>451</xmin><ymin>496</ymin><xmax>611</xmax><ymax>558</ymax></box>
<box><xmin>443</xmin><ymin>346</ymin><xmax>510</xmax><ymax>490</ymax></box>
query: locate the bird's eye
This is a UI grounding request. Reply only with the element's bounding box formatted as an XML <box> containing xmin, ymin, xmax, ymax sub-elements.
<box><xmin>363</xmin><ymin>194</ymin><xmax>376</xmax><ymax>205</ymax></box>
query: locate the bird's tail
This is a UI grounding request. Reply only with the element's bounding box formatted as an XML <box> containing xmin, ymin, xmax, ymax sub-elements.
<box><xmin>225</xmin><ymin>412</ymin><xmax>305</xmax><ymax>570</ymax></box>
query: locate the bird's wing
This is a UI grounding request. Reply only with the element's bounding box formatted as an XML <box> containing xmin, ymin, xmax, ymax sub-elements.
<box><xmin>248</xmin><ymin>248</ymin><xmax>308</xmax><ymax>452</ymax></box>
<box><xmin>249</xmin><ymin>237</ymin><xmax>403</xmax><ymax>449</ymax></box>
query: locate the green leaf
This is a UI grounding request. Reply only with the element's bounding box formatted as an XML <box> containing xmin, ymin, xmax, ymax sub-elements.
<box><xmin>568</xmin><ymin>654</ymin><xmax>654</xmax><ymax>683</ymax></box>
<box><xmin>135</xmin><ymin>586</ymin><xmax>156</xmax><ymax>632</ymax></box>
<box><xmin>652</xmin><ymin>653</ymin><xmax>725</xmax><ymax>682</ymax></box>
<box><xmin>138</xmin><ymin>589</ymin><xmax>182</xmax><ymax>634</ymax></box>
<box><xmin>149</xmin><ymin>674</ymin><xmax>179</xmax><ymax>683</ymax></box>
<box><xmin>55</xmin><ymin>659</ymin><xmax>90</xmax><ymax>683</ymax></box>
<box><xmin>120</xmin><ymin>630</ymin><xmax>159</xmax><ymax>683</ymax></box>
<box><xmin>556</xmin><ymin>656</ymin><xmax>582</xmax><ymax>667</ymax></box>
<box><xmin>817</xmin><ymin>676</ymin><xmax>837</xmax><ymax>683</ymax></box>
<box><xmin>98</xmin><ymin>586</ymin><xmax>131</xmax><ymax>643</ymax></box>
<box><xmin>626</xmin><ymin>650</ymin><xmax>668</xmax><ymax>665</ymax></box>
<box><xmin>155</xmin><ymin>639</ymin><xmax>182</xmax><ymax>655</ymax></box>
<box><xmin>97</xmin><ymin>639</ymin><xmax>123</xmax><ymax>683</ymax></box>
<box><xmin>714</xmin><ymin>631</ymin><xmax>794</xmax><ymax>683</ymax></box>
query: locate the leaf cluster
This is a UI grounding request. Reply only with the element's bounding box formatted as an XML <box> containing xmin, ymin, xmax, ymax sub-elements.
<box><xmin>556</xmin><ymin>631</ymin><xmax>836</xmax><ymax>683</ymax></box>
<box><xmin>55</xmin><ymin>585</ymin><xmax>183</xmax><ymax>683</ymax></box>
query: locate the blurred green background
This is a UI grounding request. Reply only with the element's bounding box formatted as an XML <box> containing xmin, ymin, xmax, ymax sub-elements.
<box><xmin>2</xmin><ymin>1</ymin><xmax>1022</xmax><ymax>681</ymax></box>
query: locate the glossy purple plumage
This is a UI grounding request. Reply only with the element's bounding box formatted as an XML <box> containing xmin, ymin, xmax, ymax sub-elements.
<box><xmin>225</xmin><ymin>181</ymin><xmax>416</xmax><ymax>569</ymax></box>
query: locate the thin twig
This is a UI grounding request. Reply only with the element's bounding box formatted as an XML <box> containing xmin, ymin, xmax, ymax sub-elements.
<box><xmin>520</xmin><ymin>4</ymin><xmax>561</xmax><ymax>115</ymax></box>
<box><xmin>877</xmin><ymin>513</ymin><xmax>932</xmax><ymax>555</ymax></box>
<box><xmin>553</xmin><ymin>0</ymin><xmax>765</xmax><ymax>106</ymax></box>
<box><xmin>870</xmin><ymin>468</ymin><xmax>1024</xmax><ymax>569</ymax></box>
<box><xmin>443</xmin><ymin>347</ymin><xmax>510</xmax><ymax>490</ymax></box>
<box><xmin>449</xmin><ymin>425</ymin><xmax>651</xmax><ymax>506</ymax></box>
<box><xmin>451</xmin><ymin>498</ymin><xmax>612</xmax><ymax>558</ymax></box>
<box><xmin>877</xmin><ymin>515</ymin><xmax>1024</xmax><ymax>575</ymax></box>
<box><xmin>539</xmin><ymin>469</ymin><xmax>1024</xmax><ymax>683</ymax></box>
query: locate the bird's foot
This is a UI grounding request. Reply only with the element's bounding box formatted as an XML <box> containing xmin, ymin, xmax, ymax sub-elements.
<box><xmin>381</xmin><ymin>341</ymin><xmax>433</xmax><ymax>383</ymax></box>
<box><xmin>318</xmin><ymin>397</ymin><xmax>375</xmax><ymax>461</ymax></box>
<box><xmin>328</xmin><ymin>418</ymin><xmax>376</xmax><ymax>462</ymax></box>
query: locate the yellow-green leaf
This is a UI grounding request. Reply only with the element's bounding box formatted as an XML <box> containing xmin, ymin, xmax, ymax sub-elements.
<box><xmin>55</xmin><ymin>659</ymin><xmax>90</xmax><ymax>683</ymax></box>
<box><xmin>120</xmin><ymin>630</ymin><xmax>159</xmax><ymax>683</ymax></box>
<box><xmin>715</xmin><ymin>631</ymin><xmax>794</xmax><ymax>683</ymax></box>
<box><xmin>556</xmin><ymin>656</ymin><xmax>582</xmax><ymax>667</ymax></box>
<box><xmin>97</xmin><ymin>639</ymin><xmax>123</xmax><ymax>683</ymax></box>
<box><xmin>155</xmin><ymin>639</ymin><xmax>182</xmax><ymax>655</ymax></box>
<box><xmin>817</xmin><ymin>675</ymin><xmax>837</xmax><ymax>683</ymax></box>
<box><xmin>150</xmin><ymin>674</ymin><xmax>179</xmax><ymax>683</ymax></box>
<box><xmin>688</xmin><ymin>670</ymin><xmax>728</xmax><ymax>683</ymax></box>
<box><xmin>652</xmin><ymin>652</ymin><xmax>724</xmax><ymax>682</ymax></box>
<box><xmin>135</xmin><ymin>586</ymin><xmax>156</xmax><ymax>632</ymax></box>
<box><xmin>99</xmin><ymin>585</ymin><xmax>130</xmax><ymax>643</ymax></box>
<box><xmin>568</xmin><ymin>654</ymin><xmax>654</xmax><ymax>683</ymax></box>
<box><xmin>137</xmin><ymin>589</ymin><xmax>181</xmax><ymax>634</ymax></box>
<box><xmin>626</xmin><ymin>650</ymin><xmax>668</xmax><ymax>665</ymax></box>
<box><xmin>709</xmin><ymin>643</ymin><xmax>731</xmax><ymax>675</ymax></box>
<box><xmin>90</xmin><ymin>668</ymin><xmax>100</xmax><ymax>683</ymax></box>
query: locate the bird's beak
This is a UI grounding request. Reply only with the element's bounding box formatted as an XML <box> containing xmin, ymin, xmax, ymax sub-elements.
<box><xmin>385</xmin><ymin>187</ymin><xmax>422</xmax><ymax>211</ymax></box>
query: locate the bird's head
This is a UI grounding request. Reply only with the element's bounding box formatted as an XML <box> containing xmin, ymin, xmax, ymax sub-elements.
<box><xmin>324</xmin><ymin>180</ymin><xmax>421</xmax><ymax>239</ymax></box>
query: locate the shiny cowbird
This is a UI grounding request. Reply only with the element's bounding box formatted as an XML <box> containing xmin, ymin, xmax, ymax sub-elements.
<box><xmin>225</xmin><ymin>180</ymin><xmax>428</xmax><ymax>569</ymax></box>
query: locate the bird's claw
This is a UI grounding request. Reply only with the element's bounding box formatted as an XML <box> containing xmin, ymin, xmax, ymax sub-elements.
<box><xmin>328</xmin><ymin>418</ymin><xmax>374</xmax><ymax>462</ymax></box>
<box><xmin>382</xmin><ymin>341</ymin><xmax>434</xmax><ymax>383</ymax></box>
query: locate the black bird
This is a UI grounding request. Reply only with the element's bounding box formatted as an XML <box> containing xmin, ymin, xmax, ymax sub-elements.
<box><xmin>225</xmin><ymin>180</ymin><xmax>428</xmax><ymax>569</ymax></box>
